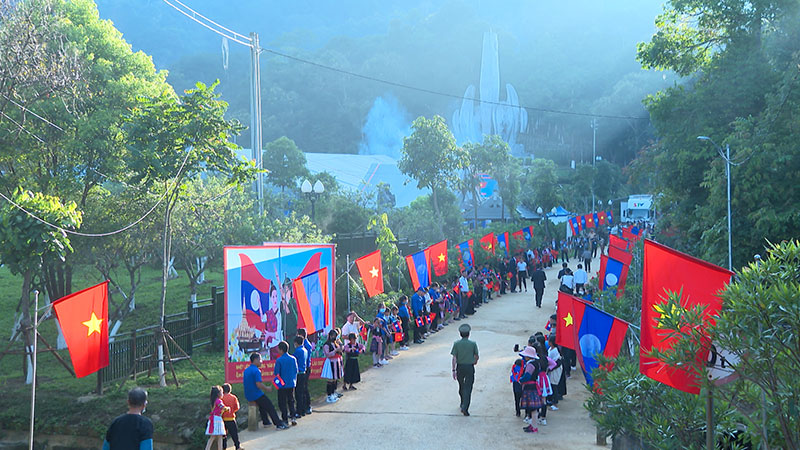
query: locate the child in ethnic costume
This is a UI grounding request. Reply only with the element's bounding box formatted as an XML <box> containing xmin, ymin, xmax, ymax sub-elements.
<box><xmin>518</xmin><ymin>346</ymin><xmax>544</xmax><ymax>433</ymax></box>
<box><xmin>320</xmin><ymin>329</ymin><xmax>343</xmax><ymax>403</ymax></box>
<box><xmin>510</xmin><ymin>358</ymin><xmax>524</xmax><ymax>417</ymax></box>
<box><xmin>205</xmin><ymin>385</ymin><xmax>229</xmax><ymax>450</ymax></box>
<box><xmin>342</xmin><ymin>333</ymin><xmax>365</xmax><ymax>390</ymax></box>
<box><xmin>369</xmin><ymin>318</ymin><xmax>384</xmax><ymax>367</ymax></box>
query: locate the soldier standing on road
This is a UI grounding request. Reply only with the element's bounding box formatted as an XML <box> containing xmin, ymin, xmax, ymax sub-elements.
<box><xmin>451</xmin><ymin>323</ymin><xmax>479</xmax><ymax>416</ymax></box>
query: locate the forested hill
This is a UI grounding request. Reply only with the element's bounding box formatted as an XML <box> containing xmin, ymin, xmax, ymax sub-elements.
<box><xmin>95</xmin><ymin>0</ymin><xmax>670</xmax><ymax>162</ymax></box>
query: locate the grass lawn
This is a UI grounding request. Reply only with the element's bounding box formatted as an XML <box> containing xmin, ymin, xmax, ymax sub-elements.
<box><xmin>0</xmin><ymin>263</ymin><xmax>373</xmax><ymax>447</ymax></box>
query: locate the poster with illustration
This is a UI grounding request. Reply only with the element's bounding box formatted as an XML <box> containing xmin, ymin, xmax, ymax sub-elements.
<box><xmin>224</xmin><ymin>243</ymin><xmax>336</xmax><ymax>383</ymax></box>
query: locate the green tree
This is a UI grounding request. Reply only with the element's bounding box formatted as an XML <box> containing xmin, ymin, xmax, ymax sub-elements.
<box><xmin>633</xmin><ymin>0</ymin><xmax>800</xmax><ymax>267</ymax></box>
<box><xmin>714</xmin><ymin>240</ymin><xmax>800</xmax><ymax>448</ymax></box>
<box><xmin>84</xmin><ymin>185</ymin><xmax>160</xmax><ymax>333</ymax></box>
<box><xmin>464</xmin><ymin>135</ymin><xmax>519</xmax><ymax>224</ymax></box>
<box><xmin>0</xmin><ymin>0</ymin><xmax>170</xmax><ymax>301</ymax></box>
<box><xmin>125</xmin><ymin>81</ymin><xmax>256</xmax><ymax>386</ymax></box>
<box><xmin>367</xmin><ymin>213</ymin><xmax>400</xmax><ymax>291</ymax></box>
<box><xmin>0</xmin><ymin>189</ymin><xmax>82</xmax><ymax>382</ymax></box>
<box><xmin>523</xmin><ymin>158</ymin><xmax>563</xmax><ymax>222</ymax></box>
<box><xmin>398</xmin><ymin>115</ymin><xmax>467</xmax><ymax>239</ymax></box>
<box><xmin>263</xmin><ymin>136</ymin><xmax>310</xmax><ymax>192</ymax></box>
<box><xmin>172</xmin><ymin>177</ymin><xmax>255</xmax><ymax>303</ymax></box>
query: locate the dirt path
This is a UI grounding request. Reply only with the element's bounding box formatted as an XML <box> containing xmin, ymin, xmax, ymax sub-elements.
<box><xmin>242</xmin><ymin>256</ymin><xmax>605</xmax><ymax>450</ymax></box>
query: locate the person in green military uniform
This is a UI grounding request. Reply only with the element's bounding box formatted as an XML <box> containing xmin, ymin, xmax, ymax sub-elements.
<box><xmin>450</xmin><ymin>323</ymin><xmax>479</xmax><ymax>416</ymax></box>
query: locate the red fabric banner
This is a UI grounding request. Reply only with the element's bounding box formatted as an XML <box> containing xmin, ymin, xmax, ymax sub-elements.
<box><xmin>355</xmin><ymin>250</ymin><xmax>384</xmax><ymax>298</ymax></box>
<box><xmin>52</xmin><ymin>282</ymin><xmax>110</xmax><ymax>378</ymax></box>
<box><xmin>429</xmin><ymin>240</ymin><xmax>449</xmax><ymax>276</ymax></box>
<box><xmin>639</xmin><ymin>240</ymin><xmax>733</xmax><ymax>394</ymax></box>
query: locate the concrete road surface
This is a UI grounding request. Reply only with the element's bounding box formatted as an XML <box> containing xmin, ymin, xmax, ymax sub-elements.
<box><xmin>242</xmin><ymin>255</ymin><xmax>604</xmax><ymax>450</ymax></box>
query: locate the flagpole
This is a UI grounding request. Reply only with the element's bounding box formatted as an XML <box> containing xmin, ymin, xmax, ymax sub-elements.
<box><xmin>346</xmin><ymin>254</ymin><xmax>351</xmax><ymax>313</ymax></box>
<box><xmin>29</xmin><ymin>290</ymin><xmax>39</xmax><ymax>450</ymax></box>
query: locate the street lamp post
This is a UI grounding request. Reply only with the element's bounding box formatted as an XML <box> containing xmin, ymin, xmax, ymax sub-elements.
<box><xmin>301</xmin><ymin>179</ymin><xmax>325</xmax><ymax>221</ymax></box>
<box><xmin>537</xmin><ymin>206</ymin><xmax>550</xmax><ymax>239</ymax></box>
<box><xmin>697</xmin><ymin>136</ymin><xmax>733</xmax><ymax>271</ymax></box>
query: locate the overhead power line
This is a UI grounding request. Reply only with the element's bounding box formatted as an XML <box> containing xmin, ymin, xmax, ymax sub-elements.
<box><xmin>161</xmin><ymin>0</ymin><xmax>650</xmax><ymax>121</ymax></box>
<box><xmin>0</xmin><ymin>149</ymin><xmax>192</xmax><ymax>237</ymax></box>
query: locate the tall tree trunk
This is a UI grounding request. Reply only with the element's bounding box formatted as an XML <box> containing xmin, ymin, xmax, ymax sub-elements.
<box><xmin>430</xmin><ymin>187</ymin><xmax>446</xmax><ymax>239</ymax></box>
<box><xmin>473</xmin><ymin>188</ymin><xmax>479</xmax><ymax>229</ymax></box>
<box><xmin>158</xmin><ymin>190</ymin><xmax>176</xmax><ymax>387</ymax></box>
<box><xmin>18</xmin><ymin>271</ymin><xmax>33</xmax><ymax>384</ymax></box>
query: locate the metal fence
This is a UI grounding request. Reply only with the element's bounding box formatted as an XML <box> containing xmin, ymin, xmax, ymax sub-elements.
<box><xmin>97</xmin><ymin>286</ymin><xmax>224</xmax><ymax>392</ymax></box>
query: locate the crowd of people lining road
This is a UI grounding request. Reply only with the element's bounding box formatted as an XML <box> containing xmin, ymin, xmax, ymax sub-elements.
<box><xmin>103</xmin><ymin>226</ymin><xmax>650</xmax><ymax>447</ymax></box>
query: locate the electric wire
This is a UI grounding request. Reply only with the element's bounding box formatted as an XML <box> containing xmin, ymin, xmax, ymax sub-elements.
<box><xmin>161</xmin><ymin>0</ymin><xmax>253</xmax><ymax>48</ymax></box>
<box><xmin>0</xmin><ymin>110</ymin><xmax>46</xmax><ymax>144</ymax></box>
<box><xmin>1</xmin><ymin>93</ymin><xmax>64</xmax><ymax>131</ymax></box>
<box><xmin>0</xmin><ymin>149</ymin><xmax>192</xmax><ymax>237</ymax></box>
<box><xmin>160</xmin><ymin>0</ymin><xmax>650</xmax><ymax>121</ymax></box>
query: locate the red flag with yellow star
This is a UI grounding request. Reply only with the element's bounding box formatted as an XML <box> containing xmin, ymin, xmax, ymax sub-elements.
<box><xmin>640</xmin><ymin>240</ymin><xmax>732</xmax><ymax>394</ymax></box>
<box><xmin>355</xmin><ymin>250</ymin><xmax>384</xmax><ymax>298</ymax></box>
<box><xmin>479</xmin><ymin>233</ymin><xmax>496</xmax><ymax>255</ymax></box>
<box><xmin>429</xmin><ymin>240</ymin><xmax>448</xmax><ymax>277</ymax></box>
<box><xmin>51</xmin><ymin>281</ymin><xmax>109</xmax><ymax>378</ymax></box>
<box><xmin>555</xmin><ymin>291</ymin><xmax>583</xmax><ymax>350</ymax></box>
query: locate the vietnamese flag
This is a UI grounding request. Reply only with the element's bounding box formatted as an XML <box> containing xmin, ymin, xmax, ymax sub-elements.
<box><xmin>556</xmin><ymin>291</ymin><xmax>581</xmax><ymax>350</ymax></box>
<box><xmin>585</xmin><ymin>214</ymin><xmax>596</xmax><ymax>229</ymax></box>
<box><xmin>355</xmin><ymin>250</ymin><xmax>384</xmax><ymax>298</ymax></box>
<box><xmin>52</xmin><ymin>281</ymin><xmax>110</xmax><ymax>378</ymax></box>
<box><xmin>597</xmin><ymin>211</ymin><xmax>607</xmax><ymax>226</ymax></box>
<box><xmin>512</xmin><ymin>229</ymin><xmax>525</xmax><ymax>241</ymax></box>
<box><xmin>479</xmin><ymin>233</ymin><xmax>496</xmax><ymax>254</ymax></box>
<box><xmin>640</xmin><ymin>240</ymin><xmax>733</xmax><ymax>394</ymax></box>
<box><xmin>429</xmin><ymin>240</ymin><xmax>448</xmax><ymax>277</ymax></box>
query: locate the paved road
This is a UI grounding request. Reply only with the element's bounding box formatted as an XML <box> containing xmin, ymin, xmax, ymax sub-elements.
<box><xmin>242</xmin><ymin>256</ymin><xmax>602</xmax><ymax>450</ymax></box>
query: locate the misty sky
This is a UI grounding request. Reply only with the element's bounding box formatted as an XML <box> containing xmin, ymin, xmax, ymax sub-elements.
<box><xmin>95</xmin><ymin>0</ymin><xmax>671</xmax><ymax>161</ymax></box>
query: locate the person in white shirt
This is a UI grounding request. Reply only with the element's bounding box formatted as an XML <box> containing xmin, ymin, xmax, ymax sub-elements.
<box><xmin>341</xmin><ymin>311</ymin><xmax>365</xmax><ymax>343</ymax></box>
<box><xmin>516</xmin><ymin>258</ymin><xmax>528</xmax><ymax>292</ymax></box>
<box><xmin>559</xmin><ymin>268</ymin><xmax>574</xmax><ymax>294</ymax></box>
<box><xmin>457</xmin><ymin>271</ymin><xmax>469</xmax><ymax>319</ymax></box>
<box><xmin>573</xmin><ymin>264</ymin><xmax>588</xmax><ymax>295</ymax></box>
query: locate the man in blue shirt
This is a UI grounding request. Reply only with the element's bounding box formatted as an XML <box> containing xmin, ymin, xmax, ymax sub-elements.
<box><xmin>293</xmin><ymin>336</ymin><xmax>310</xmax><ymax>417</ymax></box>
<box><xmin>411</xmin><ymin>287</ymin><xmax>426</xmax><ymax>344</ymax></box>
<box><xmin>397</xmin><ymin>295</ymin><xmax>411</xmax><ymax>350</ymax></box>
<box><xmin>297</xmin><ymin>328</ymin><xmax>314</xmax><ymax>415</ymax></box>
<box><xmin>273</xmin><ymin>341</ymin><xmax>299</xmax><ymax>426</ymax></box>
<box><xmin>243</xmin><ymin>353</ymin><xmax>287</xmax><ymax>430</ymax></box>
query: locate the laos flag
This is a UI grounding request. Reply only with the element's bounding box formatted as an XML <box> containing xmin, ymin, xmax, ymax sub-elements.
<box><xmin>293</xmin><ymin>267</ymin><xmax>329</xmax><ymax>335</ymax></box>
<box><xmin>458</xmin><ymin>240</ymin><xmax>474</xmax><ymax>270</ymax></box>
<box><xmin>571</xmin><ymin>301</ymin><xmax>629</xmax><ymax>386</ymax></box>
<box><xmin>569</xmin><ymin>217</ymin><xmax>580</xmax><ymax>235</ymax></box>
<box><xmin>598</xmin><ymin>255</ymin><xmax>629</xmax><ymax>297</ymax></box>
<box><xmin>497</xmin><ymin>232</ymin><xmax>510</xmax><ymax>256</ymax></box>
<box><xmin>606</xmin><ymin>210</ymin><xmax>614</xmax><ymax>224</ymax></box>
<box><xmin>580</xmin><ymin>215</ymin><xmax>587</xmax><ymax>230</ymax></box>
<box><xmin>240</xmin><ymin>254</ymin><xmax>271</xmax><ymax>333</ymax></box>
<box><xmin>406</xmin><ymin>249</ymin><xmax>431</xmax><ymax>290</ymax></box>
<box><xmin>523</xmin><ymin>226</ymin><xmax>534</xmax><ymax>241</ymax></box>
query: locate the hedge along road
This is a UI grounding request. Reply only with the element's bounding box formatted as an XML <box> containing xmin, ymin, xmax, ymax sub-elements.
<box><xmin>242</xmin><ymin>255</ymin><xmax>602</xmax><ymax>450</ymax></box>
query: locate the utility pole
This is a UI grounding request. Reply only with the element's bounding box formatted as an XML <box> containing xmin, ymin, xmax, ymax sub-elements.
<box><xmin>590</xmin><ymin>119</ymin><xmax>598</xmax><ymax>212</ymax></box>
<box><xmin>249</xmin><ymin>32</ymin><xmax>263</xmax><ymax>215</ymax></box>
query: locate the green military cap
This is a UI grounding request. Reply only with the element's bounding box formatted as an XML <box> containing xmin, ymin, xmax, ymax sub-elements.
<box><xmin>458</xmin><ymin>323</ymin><xmax>471</xmax><ymax>333</ymax></box>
